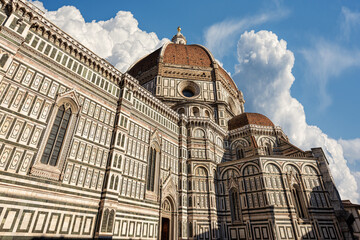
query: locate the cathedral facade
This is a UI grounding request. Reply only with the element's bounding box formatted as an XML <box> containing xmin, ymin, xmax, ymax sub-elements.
<box><xmin>0</xmin><ymin>0</ymin><xmax>354</xmax><ymax>239</ymax></box>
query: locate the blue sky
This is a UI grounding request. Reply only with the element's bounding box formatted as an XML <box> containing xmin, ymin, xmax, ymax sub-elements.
<box><xmin>32</xmin><ymin>0</ymin><xmax>360</xmax><ymax>201</ymax></box>
<box><xmin>36</xmin><ymin>0</ymin><xmax>360</xmax><ymax>140</ymax></box>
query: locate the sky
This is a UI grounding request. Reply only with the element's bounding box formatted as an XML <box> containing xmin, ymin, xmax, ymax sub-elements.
<box><xmin>29</xmin><ymin>0</ymin><xmax>360</xmax><ymax>202</ymax></box>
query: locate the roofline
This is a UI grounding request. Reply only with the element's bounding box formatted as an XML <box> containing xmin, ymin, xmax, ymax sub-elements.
<box><xmin>126</xmin><ymin>45</ymin><xmax>163</xmax><ymax>73</ymax></box>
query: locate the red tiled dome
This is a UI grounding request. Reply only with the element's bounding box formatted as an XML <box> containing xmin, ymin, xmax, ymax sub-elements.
<box><xmin>127</xmin><ymin>43</ymin><xmax>238</xmax><ymax>91</ymax></box>
<box><xmin>163</xmin><ymin>44</ymin><xmax>212</xmax><ymax>67</ymax></box>
<box><xmin>228</xmin><ymin>113</ymin><xmax>274</xmax><ymax>130</ymax></box>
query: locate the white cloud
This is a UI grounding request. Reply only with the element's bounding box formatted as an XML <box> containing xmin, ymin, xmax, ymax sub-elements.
<box><xmin>30</xmin><ymin>2</ymin><xmax>169</xmax><ymax>72</ymax></box>
<box><xmin>301</xmin><ymin>41</ymin><xmax>360</xmax><ymax>110</ymax></box>
<box><xmin>341</xmin><ymin>7</ymin><xmax>360</xmax><ymax>39</ymax></box>
<box><xmin>204</xmin><ymin>9</ymin><xmax>289</xmax><ymax>59</ymax></box>
<box><xmin>339</xmin><ymin>138</ymin><xmax>360</xmax><ymax>163</ymax></box>
<box><xmin>234</xmin><ymin>30</ymin><xmax>359</xmax><ymax>202</ymax></box>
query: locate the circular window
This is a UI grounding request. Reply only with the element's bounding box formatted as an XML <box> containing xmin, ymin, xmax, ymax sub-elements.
<box><xmin>182</xmin><ymin>88</ymin><xmax>195</xmax><ymax>97</ymax></box>
<box><xmin>178</xmin><ymin>81</ymin><xmax>200</xmax><ymax>99</ymax></box>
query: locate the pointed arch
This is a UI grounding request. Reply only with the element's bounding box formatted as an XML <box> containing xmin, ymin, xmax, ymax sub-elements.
<box><xmin>229</xmin><ymin>187</ymin><xmax>242</xmax><ymax>222</ymax></box>
<box><xmin>146</xmin><ymin>130</ymin><xmax>161</xmax><ymax>193</ymax></box>
<box><xmin>291</xmin><ymin>184</ymin><xmax>307</xmax><ymax>219</ymax></box>
<box><xmin>30</xmin><ymin>90</ymin><xmax>81</xmax><ymax>180</ymax></box>
<box><xmin>258</xmin><ymin>136</ymin><xmax>276</xmax><ymax>155</ymax></box>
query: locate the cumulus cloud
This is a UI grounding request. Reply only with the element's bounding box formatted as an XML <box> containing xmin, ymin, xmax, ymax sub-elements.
<box><xmin>204</xmin><ymin>9</ymin><xmax>289</xmax><ymax>59</ymax></box>
<box><xmin>30</xmin><ymin>1</ymin><xmax>169</xmax><ymax>72</ymax></box>
<box><xmin>234</xmin><ymin>30</ymin><xmax>359</xmax><ymax>202</ymax></box>
<box><xmin>301</xmin><ymin>41</ymin><xmax>360</xmax><ymax>110</ymax></box>
<box><xmin>339</xmin><ymin>138</ymin><xmax>360</xmax><ymax>163</ymax></box>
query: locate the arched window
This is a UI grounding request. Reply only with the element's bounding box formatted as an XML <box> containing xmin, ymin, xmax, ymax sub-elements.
<box><xmin>40</xmin><ymin>105</ymin><xmax>72</xmax><ymax>166</ymax></box>
<box><xmin>109</xmin><ymin>175</ymin><xmax>114</xmax><ymax>189</ymax></box>
<box><xmin>204</xmin><ymin>110</ymin><xmax>210</xmax><ymax>118</ymax></box>
<box><xmin>113</xmin><ymin>154</ymin><xmax>118</xmax><ymax>167</ymax></box>
<box><xmin>101</xmin><ymin>209</ymin><xmax>109</xmax><ymax>232</ymax></box>
<box><xmin>107</xmin><ymin>210</ymin><xmax>115</xmax><ymax>233</ymax></box>
<box><xmin>193</xmin><ymin>107</ymin><xmax>200</xmax><ymax>117</ymax></box>
<box><xmin>178</xmin><ymin>108</ymin><xmax>185</xmax><ymax>115</ymax></box>
<box><xmin>114</xmin><ymin>176</ymin><xmax>119</xmax><ymax>190</ymax></box>
<box><xmin>31</xmin><ymin>92</ymin><xmax>80</xmax><ymax>181</ymax></box>
<box><xmin>236</xmin><ymin>148</ymin><xmax>245</xmax><ymax>159</ymax></box>
<box><xmin>229</xmin><ymin>188</ymin><xmax>241</xmax><ymax>222</ymax></box>
<box><xmin>292</xmin><ymin>184</ymin><xmax>306</xmax><ymax>219</ymax></box>
<box><xmin>264</xmin><ymin>143</ymin><xmax>272</xmax><ymax>155</ymax></box>
<box><xmin>116</xmin><ymin>132</ymin><xmax>121</xmax><ymax>146</ymax></box>
<box><xmin>146</xmin><ymin>147</ymin><xmax>157</xmax><ymax>191</ymax></box>
<box><xmin>117</xmin><ymin>155</ymin><xmax>122</xmax><ymax>169</ymax></box>
<box><xmin>120</xmin><ymin>134</ymin><xmax>126</xmax><ymax>147</ymax></box>
<box><xmin>194</xmin><ymin>128</ymin><xmax>205</xmax><ymax>138</ymax></box>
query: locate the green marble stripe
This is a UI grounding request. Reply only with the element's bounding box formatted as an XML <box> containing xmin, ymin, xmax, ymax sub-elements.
<box><xmin>0</xmin><ymin>104</ymin><xmax>47</xmax><ymax>128</ymax></box>
<box><xmin>116</xmin><ymin>212</ymin><xmax>159</xmax><ymax>220</ymax></box>
<box><xmin>0</xmin><ymin>192</ymin><xmax>99</xmax><ymax>210</ymax></box>
<box><xmin>72</xmin><ymin>135</ymin><xmax>112</xmax><ymax>154</ymax></box>
<box><xmin>0</xmin><ymin>172</ymin><xmax>101</xmax><ymax>197</ymax></box>
<box><xmin>116</xmin><ymin>198</ymin><xmax>159</xmax><ymax>210</ymax></box>
<box><xmin>0</xmin><ymin>199</ymin><xmax>98</xmax><ymax>214</ymax></box>
<box><xmin>67</xmin><ymin>158</ymin><xmax>105</xmax><ymax>171</ymax></box>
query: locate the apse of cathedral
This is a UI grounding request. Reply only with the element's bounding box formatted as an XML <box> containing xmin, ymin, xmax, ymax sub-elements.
<box><xmin>0</xmin><ymin>1</ymin><xmax>356</xmax><ymax>239</ymax></box>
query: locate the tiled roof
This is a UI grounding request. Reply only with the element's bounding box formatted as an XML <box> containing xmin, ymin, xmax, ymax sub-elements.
<box><xmin>128</xmin><ymin>48</ymin><xmax>161</xmax><ymax>78</ymax></box>
<box><xmin>127</xmin><ymin>43</ymin><xmax>240</xmax><ymax>92</ymax></box>
<box><xmin>163</xmin><ymin>44</ymin><xmax>212</xmax><ymax>67</ymax></box>
<box><xmin>228</xmin><ymin>113</ymin><xmax>274</xmax><ymax>130</ymax></box>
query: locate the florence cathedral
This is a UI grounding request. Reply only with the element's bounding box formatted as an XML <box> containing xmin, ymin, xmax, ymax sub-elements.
<box><xmin>0</xmin><ymin>0</ymin><xmax>357</xmax><ymax>239</ymax></box>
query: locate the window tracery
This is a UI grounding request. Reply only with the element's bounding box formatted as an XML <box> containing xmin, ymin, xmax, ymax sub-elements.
<box><xmin>30</xmin><ymin>91</ymin><xmax>80</xmax><ymax>180</ymax></box>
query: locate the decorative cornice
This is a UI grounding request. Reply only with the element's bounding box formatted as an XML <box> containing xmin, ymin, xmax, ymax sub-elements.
<box><xmin>12</xmin><ymin>0</ymin><xmax>122</xmax><ymax>84</ymax></box>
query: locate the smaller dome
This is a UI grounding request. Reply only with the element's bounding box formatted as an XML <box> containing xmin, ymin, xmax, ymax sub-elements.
<box><xmin>228</xmin><ymin>113</ymin><xmax>274</xmax><ymax>130</ymax></box>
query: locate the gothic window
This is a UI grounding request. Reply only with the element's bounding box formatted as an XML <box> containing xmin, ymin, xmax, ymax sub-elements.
<box><xmin>101</xmin><ymin>209</ymin><xmax>109</xmax><ymax>232</ymax></box>
<box><xmin>107</xmin><ymin>210</ymin><xmax>115</xmax><ymax>233</ymax></box>
<box><xmin>236</xmin><ymin>148</ymin><xmax>245</xmax><ymax>159</ymax></box>
<box><xmin>101</xmin><ymin>208</ymin><xmax>115</xmax><ymax>233</ymax></box>
<box><xmin>229</xmin><ymin>188</ymin><xmax>241</xmax><ymax>222</ymax></box>
<box><xmin>258</xmin><ymin>137</ymin><xmax>275</xmax><ymax>156</ymax></box>
<box><xmin>146</xmin><ymin>147</ymin><xmax>157</xmax><ymax>191</ymax></box>
<box><xmin>264</xmin><ymin>143</ymin><xmax>272</xmax><ymax>155</ymax></box>
<box><xmin>113</xmin><ymin>155</ymin><xmax>118</xmax><ymax>167</ymax></box>
<box><xmin>117</xmin><ymin>156</ymin><xmax>122</xmax><ymax>169</ymax></box>
<box><xmin>40</xmin><ymin>105</ymin><xmax>71</xmax><ymax>166</ymax></box>
<box><xmin>116</xmin><ymin>132</ymin><xmax>121</xmax><ymax>146</ymax></box>
<box><xmin>292</xmin><ymin>184</ymin><xmax>306</xmax><ymax>219</ymax></box>
<box><xmin>109</xmin><ymin>175</ymin><xmax>114</xmax><ymax>189</ymax></box>
<box><xmin>114</xmin><ymin>176</ymin><xmax>119</xmax><ymax>190</ymax></box>
<box><xmin>120</xmin><ymin>134</ymin><xmax>125</xmax><ymax>147</ymax></box>
<box><xmin>31</xmin><ymin>92</ymin><xmax>80</xmax><ymax>180</ymax></box>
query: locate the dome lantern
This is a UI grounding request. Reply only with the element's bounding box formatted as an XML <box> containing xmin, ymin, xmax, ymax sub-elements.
<box><xmin>171</xmin><ymin>26</ymin><xmax>187</xmax><ymax>45</ymax></box>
